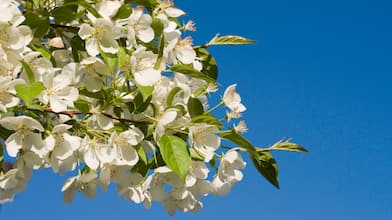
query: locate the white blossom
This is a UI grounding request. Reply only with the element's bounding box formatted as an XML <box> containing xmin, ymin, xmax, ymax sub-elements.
<box><xmin>79</xmin><ymin>18</ymin><xmax>120</xmax><ymax>56</ymax></box>
<box><xmin>62</xmin><ymin>173</ymin><xmax>98</xmax><ymax>203</ymax></box>
<box><xmin>222</xmin><ymin>84</ymin><xmax>246</xmax><ymax>113</ymax></box>
<box><xmin>109</xmin><ymin>127</ymin><xmax>144</xmax><ymax>166</ymax></box>
<box><xmin>0</xmin><ymin>116</ymin><xmax>44</xmax><ymax>157</ymax></box>
<box><xmin>188</xmin><ymin>123</ymin><xmax>221</xmax><ymax>162</ymax></box>
<box><xmin>39</xmin><ymin>72</ymin><xmax>79</xmax><ymax>113</ymax></box>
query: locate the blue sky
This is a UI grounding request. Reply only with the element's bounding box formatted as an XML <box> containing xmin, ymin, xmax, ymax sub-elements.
<box><xmin>2</xmin><ymin>0</ymin><xmax>392</xmax><ymax>219</ymax></box>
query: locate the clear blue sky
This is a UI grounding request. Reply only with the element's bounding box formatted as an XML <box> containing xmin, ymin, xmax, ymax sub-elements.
<box><xmin>2</xmin><ymin>0</ymin><xmax>392</xmax><ymax>219</ymax></box>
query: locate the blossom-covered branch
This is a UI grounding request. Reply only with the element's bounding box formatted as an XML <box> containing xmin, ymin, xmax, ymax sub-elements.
<box><xmin>0</xmin><ymin>0</ymin><xmax>307</xmax><ymax>215</ymax></box>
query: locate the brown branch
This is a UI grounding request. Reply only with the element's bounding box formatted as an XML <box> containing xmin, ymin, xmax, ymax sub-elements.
<box><xmin>40</xmin><ymin>108</ymin><xmax>152</xmax><ymax>125</ymax></box>
<box><xmin>50</xmin><ymin>23</ymin><xmax>79</xmax><ymax>31</ymax></box>
<box><xmin>1</xmin><ymin>161</ymin><xmax>13</xmax><ymax>173</ymax></box>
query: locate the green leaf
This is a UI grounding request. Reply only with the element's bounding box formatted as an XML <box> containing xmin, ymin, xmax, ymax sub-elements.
<box><xmin>74</xmin><ymin>99</ymin><xmax>90</xmax><ymax>114</ymax></box>
<box><xmin>151</xmin><ymin>18</ymin><xmax>164</xmax><ymax>37</ymax></box>
<box><xmin>187</xmin><ymin>97</ymin><xmax>204</xmax><ymax>118</ymax></box>
<box><xmin>250</xmin><ymin>151</ymin><xmax>279</xmax><ymax>189</ymax></box>
<box><xmin>154</xmin><ymin>34</ymin><xmax>165</xmax><ymax>69</ymax></box>
<box><xmin>195</xmin><ymin>48</ymin><xmax>218</xmax><ymax>81</ymax></box>
<box><xmin>135</xmin><ymin>145</ymin><xmax>147</xmax><ymax>164</ymax></box>
<box><xmin>20</xmin><ymin>60</ymin><xmax>36</xmax><ymax>83</ymax></box>
<box><xmin>166</xmin><ymin>87</ymin><xmax>182</xmax><ymax>106</ymax></box>
<box><xmin>171</xmin><ymin>64</ymin><xmax>216</xmax><ymax>82</ymax></box>
<box><xmin>138</xmin><ymin>85</ymin><xmax>154</xmax><ymax>101</ymax></box>
<box><xmin>270</xmin><ymin>140</ymin><xmax>309</xmax><ymax>152</ymax></box>
<box><xmin>15</xmin><ymin>82</ymin><xmax>45</xmax><ymax>106</ymax></box>
<box><xmin>0</xmin><ymin>125</ymin><xmax>13</xmax><ymax>141</ymax></box>
<box><xmin>133</xmin><ymin>93</ymin><xmax>152</xmax><ymax>113</ymax></box>
<box><xmin>113</xmin><ymin>4</ymin><xmax>132</xmax><ymax>19</ymax></box>
<box><xmin>118</xmin><ymin>47</ymin><xmax>127</xmax><ymax>69</ymax></box>
<box><xmin>221</xmin><ymin>129</ymin><xmax>256</xmax><ymax>153</ymax></box>
<box><xmin>99</xmin><ymin>49</ymin><xmax>117</xmax><ymax>73</ymax></box>
<box><xmin>191</xmin><ymin>113</ymin><xmax>223</xmax><ymax>129</ymax></box>
<box><xmin>52</xmin><ymin>4</ymin><xmax>78</xmax><ymax>24</ymax></box>
<box><xmin>75</xmin><ymin>0</ymin><xmax>102</xmax><ymax>18</ymax></box>
<box><xmin>28</xmin><ymin>103</ymin><xmax>44</xmax><ymax>111</ymax></box>
<box><xmin>33</xmin><ymin>46</ymin><xmax>51</xmax><ymax>60</ymax></box>
<box><xmin>207</xmin><ymin>35</ymin><xmax>256</xmax><ymax>46</ymax></box>
<box><xmin>189</xmin><ymin>148</ymin><xmax>204</xmax><ymax>161</ymax></box>
<box><xmin>23</xmin><ymin>11</ymin><xmax>50</xmax><ymax>38</ymax></box>
<box><xmin>159</xmin><ymin>135</ymin><xmax>191</xmax><ymax>181</ymax></box>
<box><xmin>132</xmin><ymin>159</ymin><xmax>150</xmax><ymax>177</ymax></box>
<box><xmin>33</xmin><ymin>0</ymin><xmax>41</xmax><ymax>6</ymax></box>
<box><xmin>70</xmin><ymin>36</ymin><xmax>85</xmax><ymax>62</ymax></box>
<box><xmin>79</xmin><ymin>89</ymin><xmax>104</xmax><ymax>100</ymax></box>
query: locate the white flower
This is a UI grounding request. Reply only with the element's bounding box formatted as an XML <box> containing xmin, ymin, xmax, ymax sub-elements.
<box><xmin>0</xmin><ymin>76</ymin><xmax>24</xmax><ymax>112</ymax></box>
<box><xmin>0</xmin><ymin>0</ymin><xmax>21</xmax><ymax>23</ymax></box>
<box><xmin>62</xmin><ymin>172</ymin><xmax>98</xmax><ymax>203</ymax></box>
<box><xmin>212</xmin><ymin>150</ymin><xmax>246</xmax><ymax>196</ymax></box>
<box><xmin>88</xmin><ymin>105</ymin><xmax>114</xmax><ymax>130</ymax></box>
<box><xmin>154</xmin><ymin>109</ymin><xmax>178</xmax><ymax>141</ymax></box>
<box><xmin>226</xmin><ymin>110</ymin><xmax>241</xmax><ymax>122</ymax></box>
<box><xmin>184</xmin><ymin>20</ymin><xmax>196</xmax><ymax>32</ymax></box>
<box><xmin>44</xmin><ymin>124</ymin><xmax>81</xmax><ymax>174</ymax></box>
<box><xmin>185</xmin><ymin>161</ymin><xmax>210</xmax><ymax>187</ymax></box>
<box><xmin>188</xmin><ymin>123</ymin><xmax>221</xmax><ymax>162</ymax></box>
<box><xmin>0</xmin><ymin>168</ymin><xmax>30</xmax><ymax>204</ymax></box>
<box><xmin>109</xmin><ymin>127</ymin><xmax>144</xmax><ymax>166</ymax></box>
<box><xmin>165</xmin><ymin>7</ymin><xmax>186</xmax><ymax>18</ymax></box>
<box><xmin>79</xmin><ymin>57</ymin><xmax>110</xmax><ymax>91</ymax></box>
<box><xmin>144</xmin><ymin>166</ymin><xmax>182</xmax><ymax>202</ymax></box>
<box><xmin>0</xmin><ymin>116</ymin><xmax>44</xmax><ymax>157</ymax></box>
<box><xmin>234</xmin><ymin>120</ymin><xmax>248</xmax><ymax>134</ymax></box>
<box><xmin>39</xmin><ymin>72</ymin><xmax>79</xmax><ymax>113</ymax></box>
<box><xmin>126</xmin><ymin>8</ymin><xmax>154</xmax><ymax>48</ymax></box>
<box><xmin>78</xmin><ymin>18</ymin><xmax>119</xmax><ymax>56</ymax></box>
<box><xmin>0</xmin><ymin>22</ymin><xmax>27</xmax><ymax>51</ymax></box>
<box><xmin>130</xmin><ymin>47</ymin><xmax>161</xmax><ymax>86</ymax></box>
<box><xmin>96</xmin><ymin>0</ymin><xmax>123</xmax><ymax>18</ymax></box>
<box><xmin>47</xmin><ymin>37</ymin><xmax>64</xmax><ymax>48</ymax></box>
<box><xmin>80</xmin><ymin>136</ymin><xmax>116</xmax><ymax>169</ymax></box>
<box><xmin>117</xmin><ymin>173</ymin><xmax>149</xmax><ymax>204</ymax></box>
<box><xmin>166</xmin><ymin>37</ymin><xmax>196</xmax><ymax>64</ymax></box>
<box><xmin>222</xmin><ymin>84</ymin><xmax>246</xmax><ymax>113</ymax></box>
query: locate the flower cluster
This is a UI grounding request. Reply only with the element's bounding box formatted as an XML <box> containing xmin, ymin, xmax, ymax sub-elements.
<box><xmin>0</xmin><ymin>0</ymin><xmax>307</xmax><ymax>215</ymax></box>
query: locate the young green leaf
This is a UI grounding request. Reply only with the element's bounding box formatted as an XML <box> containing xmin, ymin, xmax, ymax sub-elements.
<box><xmin>207</xmin><ymin>35</ymin><xmax>256</xmax><ymax>46</ymax></box>
<box><xmin>138</xmin><ymin>85</ymin><xmax>154</xmax><ymax>101</ymax></box>
<box><xmin>74</xmin><ymin>99</ymin><xmax>90</xmax><ymax>114</ymax></box>
<box><xmin>52</xmin><ymin>4</ymin><xmax>78</xmax><ymax>24</ymax></box>
<box><xmin>166</xmin><ymin>87</ymin><xmax>182</xmax><ymax>106</ymax></box>
<box><xmin>154</xmin><ymin>34</ymin><xmax>165</xmax><ymax>69</ymax></box>
<box><xmin>250</xmin><ymin>151</ymin><xmax>279</xmax><ymax>189</ymax></box>
<box><xmin>113</xmin><ymin>4</ymin><xmax>132</xmax><ymax>19</ymax></box>
<box><xmin>221</xmin><ymin>129</ymin><xmax>256</xmax><ymax>153</ymax></box>
<box><xmin>151</xmin><ymin>18</ymin><xmax>164</xmax><ymax>37</ymax></box>
<box><xmin>135</xmin><ymin>145</ymin><xmax>147</xmax><ymax>164</ymax></box>
<box><xmin>190</xmin><ymin>113</ymin><xmax>223</xmax><ymax>129</ymax></box>
<box><xmin>33</xmin><ymin>0</ymin><xmax>41</xmax><ymax>6</ymax></box>
<box><xmin>15</xmin><ymin>82</ymin><xmax>45</xmax><ymax>106</ymax></box>
<box><xmin>100</xmin><ymin>49</ymin><xmax>117</xmax><ymax>73</ymax></box>
<box><xmin>195</xmin><ymin>48</ymin><xmax>218</xmax><ymax>81</ymax></box>
<box><xmin>187</xmin><ymin>97</ymin><xmax>204</xmax><ymax>118</ymax></box>
<box><xmin>159</xmin><ymin>134</ymin><xmax>191</xmax><ymax>181</ymax></box>
<box><xmin>20</xmin><ymin>60</ymin><xmax>36</xmax><ymax>83</ymax></box>
<box><xmin>171</xmin><ymin>64</ymin><xmax>216</xmax><ymax>82</ymax></box>
<box><xmin>270</xmin><ymin>140</ymin><xmax>309</xmax><ymax>152</ymax></box>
